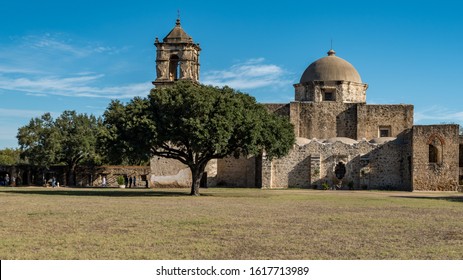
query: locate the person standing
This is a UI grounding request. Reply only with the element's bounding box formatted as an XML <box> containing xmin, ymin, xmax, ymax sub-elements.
<box><xmin>102</xmin><ymin>176</ymin><xmax>107</xmax><ymax>187</ymax></box>
<box><xmin>128</xmin><ymin>176</ymin><xmax>133</xmax><ymax>188</ymax></box>
<box><xmin>133</xmin><ymin>176</ymin><xmax>136</xmax><ymax>187</ymax></box>
<box><xmin>5</xmin><ymin>174</ymin><xmax>9</xmax><ymax>186</ymax></box>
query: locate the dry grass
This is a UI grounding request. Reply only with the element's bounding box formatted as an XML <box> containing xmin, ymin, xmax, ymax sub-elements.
<box><xmin>0</xmin><ymin>186</ymin><xmax>462</xmax><ymax>260</ymax></box>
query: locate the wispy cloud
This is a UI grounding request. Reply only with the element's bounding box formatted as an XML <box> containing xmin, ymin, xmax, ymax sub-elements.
<box><xmin>202</xmin><ymin>58</ymin><xmax>293</xmax><ymax>90</ymax></box>
<box><xmin>415</xmin><ymin>105</ymin><xmax>463</xmax><ymax>124</ymax></box>
<box><xmin>0</xmin><ymin>33</ymin><xmax>150</xmax><ymax>99</ymax></box>
<box><xmin>22</xmin><ymin>33</ymin><xmax>124</xmax><ymax>57</ymax></box>
<box><xmin>0</xmin><ymin>74</ymin><xmax>152</xmax><ymax>99</ymax></box>
<box><xmin>0</xmin><ymin>108</ymin><xmax>56</xmax><ymax>119</ymax></box>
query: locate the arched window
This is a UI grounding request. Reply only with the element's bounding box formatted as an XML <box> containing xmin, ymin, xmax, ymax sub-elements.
<box><xmin>169</xmin><ymin>55</ymin><xmax>180</xmax><ymax>81</ymax></box>
<box><xmin>429</xmin><ymin>144</ymin><xmax>439</xmax><ymax>163</ymax></box>
<box><xmin>427</xmin><ymin>134</ymin><xmax>444</xmax><ymax>165</ymax></box>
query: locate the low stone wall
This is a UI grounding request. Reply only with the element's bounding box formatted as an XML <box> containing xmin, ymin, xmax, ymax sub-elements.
<box><xmin>76</xmin><ymin>165</ymin><xmax>151</xmax><ymax>188</ymax></box>
<box><xmin>216</xmin><ymin>156</ymin><xmax>256</xmax><ymax>187</ymax></box>
<box><xmin>150</xmin><ymin>157</ymin><xmax>217</xmax><ymax>188</ymax></box>
<box><xmin>262</xmin><ymin>136</ymin><xmax>411</xmax><ymax>190</ymax></box>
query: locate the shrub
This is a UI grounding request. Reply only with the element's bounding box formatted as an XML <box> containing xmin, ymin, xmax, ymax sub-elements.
<box><xmin>321</xmin><ymin>182</ymin><xmax>330</xmax><ymax>190</ymax></box>
<box><xmin>117</xmin><ymin>176</ymin><xmax>125</xmax><ymax>185</ymax></box>
<box><xmin>348</xmin><ymin>181</ymin><xmax>354</xmax><ymax>190</ymax></box>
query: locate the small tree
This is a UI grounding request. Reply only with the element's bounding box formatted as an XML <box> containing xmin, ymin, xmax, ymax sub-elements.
<box><xmin>102</xmin><ymin>81</ymin><xmax>295</xmax><ymax>195</ymax></box>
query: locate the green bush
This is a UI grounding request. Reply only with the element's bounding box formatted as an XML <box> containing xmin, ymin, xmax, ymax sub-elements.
<box><xmin>117</xmin><ymin>176</ymin><xmax>125</xmax><ymax>185</ymax></box>
<box><xmin>321</xmin><ymin>182</ymin><xmax>330</xmax><ymax>190</ymax></box>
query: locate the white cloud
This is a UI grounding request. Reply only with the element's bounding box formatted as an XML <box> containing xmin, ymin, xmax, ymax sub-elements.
<box><xmin>0</xmin><ymin>33</ymin><xmax>150</xmax><ymax>99</ymax></box>
<box><xmin>21</xmin><ymin>33</ymin><xmax>122</xmax><ymax>58</ymax></box>
<box><xmin>0</xmin><ymin>108</ymin><xmax>56</xmax><ymax>119</ymax></box>
<box><xmin>202</xmin><ymin>58</ymin><xmax>293</xmax><ymax>90</ymax></box>
<box><xmin>415</xmin><ymin>106</ymin><xmax>463</xmax><ymax>124</ymax></box>
<box><xmin>0</xmin><ymin>73</ymin><xmax>152</xmax><ymax>99</ymax></box>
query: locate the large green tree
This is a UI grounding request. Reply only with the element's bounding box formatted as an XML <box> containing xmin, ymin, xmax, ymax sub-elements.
<box><xmin>102</xmin><ymin>81</ymin><xmax>295</xmax><ymax>195</ymax></box>
<box><xmin>99</xmin><ymin>97</ymin><xmax>153</xmax><ymax>165</ymax></box>
<box><xmin>17</xmin><ymin>111</ymin><xmax>102</xmax><ymax>185</ymax></box>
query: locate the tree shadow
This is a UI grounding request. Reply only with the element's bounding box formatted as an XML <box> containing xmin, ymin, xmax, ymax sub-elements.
<box><xmin>392</xmin><ymin>195</ymin><xmax>463</xmax><ymax>203</ymax></box>
<box><xmin>1</xmin><ymin>188</ymin><xmax>191</xmax><ymax>197</ymax></box>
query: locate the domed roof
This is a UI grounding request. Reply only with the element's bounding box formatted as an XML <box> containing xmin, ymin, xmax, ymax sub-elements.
<box><xmin>300</xmin><ymin>50</ymin><xmax>362</xmax><ymax>83</ymax></box>
<box><xmin>295</xmin><ymin>137</ymin><xmax>311</xmax><ymax>146</ymax></box>
<box><xmin>323</xmin><ymin>137</ymin><xmax>359</xmax><ymax>145</ymax></box>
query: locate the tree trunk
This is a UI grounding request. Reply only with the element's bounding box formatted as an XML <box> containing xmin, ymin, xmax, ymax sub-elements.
<box><xmin>68</xmin><ymin>163</ymin><xmax>76</xmax><ymax>186</ymax></box>
<box><xmin>189</xmin><ymin>163</ymin><xmax>207</xmax><ymax>196</ymax></box>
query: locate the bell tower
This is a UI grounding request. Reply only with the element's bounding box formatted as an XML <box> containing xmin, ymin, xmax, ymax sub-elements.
<box><xmin>152</xmin><ymin>18</ymin><xmax>201</xmax><ymax>88</ymax></box>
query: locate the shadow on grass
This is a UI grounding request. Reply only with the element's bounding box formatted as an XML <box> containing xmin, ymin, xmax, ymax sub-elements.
<box><xmin>1</xmin><ymin>187</ymin><xmax>191</xmax><ymax>197</ymax></box>
<box><xmin>393</xmin><ymin>195</ymin><xmax>463</xmax><ymax>203</ymax></box>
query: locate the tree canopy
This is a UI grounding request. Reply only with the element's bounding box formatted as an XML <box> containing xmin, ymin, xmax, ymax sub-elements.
<box><xmin>0</xmin><ymin>148</ymin><xmax>23</xmax><ymax>166</ymax></box>
<box><xmin>17</xmin><ymin>111</ymin><xmax>102</xmax><ymax>185</ymax></box>
<box><xmin>102</xmin><ymin>81</ymin><xmax>295</xmax><ymax>195</ymax></box>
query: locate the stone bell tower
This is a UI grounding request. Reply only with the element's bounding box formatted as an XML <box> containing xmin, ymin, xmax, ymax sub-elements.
<box><xmin>152</xmin><ymin>18</ymin><xmax>201</xmax><ymax>88</ymax></box>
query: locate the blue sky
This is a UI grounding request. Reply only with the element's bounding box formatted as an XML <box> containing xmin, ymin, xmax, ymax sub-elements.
<box><xmin>1</xmin><ymin>0</ymin><xmax>463</xmax><ymax>148</ymax></box>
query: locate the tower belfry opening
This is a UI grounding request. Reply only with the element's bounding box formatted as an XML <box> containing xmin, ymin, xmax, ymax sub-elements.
<box><xmin>153</xmin><ymin>18</ymin><xmax>201</xmax><ymax>88</ymax></box>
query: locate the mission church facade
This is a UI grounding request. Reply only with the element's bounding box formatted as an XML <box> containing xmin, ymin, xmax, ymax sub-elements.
<box><xmin>149</xmin><ymin>19</ymin><xmax>462</xmax><ymax>191</ymax></box>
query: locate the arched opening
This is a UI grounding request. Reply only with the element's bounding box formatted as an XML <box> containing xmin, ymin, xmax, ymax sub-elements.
<box><xmin>429</xmin><ymin>144</ymin><xmax>440</xmax><ymax>163</ymax></box>
<box><xmin>459</xmin><ymin>144</ymin><xmax>463</xmax><ymax>167</ymax></box>
<box><xmin>169</xmin><ymin>55</ymin><xmax>180</xmax><ymax>81</ymax></box>
<box><xmin>334</xmin><ymin>162</ymin><xmax>346</xmax><ymax>180</ymax></box>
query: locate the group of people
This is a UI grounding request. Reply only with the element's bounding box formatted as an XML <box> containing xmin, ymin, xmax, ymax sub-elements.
<box><xmin>1</xmin><ymin>174</ymin><xmax>16</xmax><ymax>186</ymax></box>
<box><xmin>124</xmin><ymin>175</ymin><xmax>137</xmax><ymax>188</ymax></box>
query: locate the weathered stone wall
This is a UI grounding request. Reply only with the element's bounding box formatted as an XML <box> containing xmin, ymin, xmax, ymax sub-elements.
<box><xmin>261</xmin><ymin>137</ymin><xmax>410</xmax><ymax>190</ymax></box>
<box><xmin>75</xmin><ymin>165</ymin><xmax>150</xmax><ymax>187</ymax></box>
<box><xmin>294</xmin><ymin>81</ymin><xmax>367</xmax><ymax>103</ymax></box>
<box><xmin>411</xmin><ymin>125</ymin><xmax>459</xmax><ymax>191</ymax></box>
<box><xmin>357</xmin><ymin>104</ymin><xmax>414</xmax><ymax>140</ymax></box>
<box><xmin>264</xmin><ymin>103</ymin><xmax>290</xmax><ymax>117</ymax></box>
<box><xmin>290</xmin><ymin>102</ymin><xmax>358</xmax><ymax>139</ymax></box>
<box><xmin>150</xmin><ymin>157</ymin><xmax>217</xmax><ymax>188</ymax></box>
<box><xmin>216</xmin><ymin>156</ymin><xmax>256</xmax><ymax>187</ymax></box>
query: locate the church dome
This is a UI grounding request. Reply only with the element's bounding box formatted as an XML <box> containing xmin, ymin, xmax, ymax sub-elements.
<box><xmin>300</xmin><ymin>49</ymin><xmax>362</xmax><ymax>83</ymax></box>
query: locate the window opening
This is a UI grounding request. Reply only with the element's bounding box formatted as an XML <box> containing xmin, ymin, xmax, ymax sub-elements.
<box><xmin>334</xmin><ymin>162</ymin><xmax>346</xmax><ymax>180</ymax></box>
<box><xmin>379</xmin><ymin>126</ymin><xmax>391</xmax><ymax>137</ymax></box>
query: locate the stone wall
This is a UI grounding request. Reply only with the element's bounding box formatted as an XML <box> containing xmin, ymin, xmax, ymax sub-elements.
<box><xmin>290</xmin><ymin>102</ymin><xmax>358</xmax><ymax>139</ymax></box>
<box><xmin>216</xmin><ymin>156</ymin><xmax>256</xmax><ymax>187</ymax></box>
<box><xmin>294</xmin><ymin>81</ymin><xmax>367</xmax><ymax>103</ymax></box>
<box><xmin>264</xmin><ymin>103</ymin><xmax>290</xmax><ymax>117</ymax></box>
<box><xmin>79</xmin><ymin>165</ymin><xmax>151</xmax><ymax>188</ymax></box>
<box><xmin>411</xmin><ymin>125</ymin><xmax>459</xmax><ymax>191</ymax></box>
<box><xmin>261</xmin><ymin>137</ymin><xmax>411</xmax><ymax>190</ymax></box>
<box><xmin>357</xmin><ymin>104</ymin><xmax>414</xmax><ymax>140</ymax></box>
<box><xmin>149</xmin><ymin>156</ymin><xmax>217</xmax><ymax>188</ymax></box>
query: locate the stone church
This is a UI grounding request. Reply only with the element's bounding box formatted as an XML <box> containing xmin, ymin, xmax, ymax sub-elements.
<box><xmin>149</xmin><ymin>19</ymin><xmax>462</xmax><ymax>191</ymax></box>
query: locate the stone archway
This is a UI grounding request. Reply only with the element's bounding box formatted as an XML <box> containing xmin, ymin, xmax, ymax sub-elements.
<box><xmin>334</xmin><ymin>162</ymin><xmax>346</xmax><ymax>180</ymax></box>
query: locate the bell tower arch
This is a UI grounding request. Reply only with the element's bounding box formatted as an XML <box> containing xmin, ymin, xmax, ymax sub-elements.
<box><xmin>153</xmin><ymin>18</ymin><xmax>201</xmax><ymax>88</ymax></box>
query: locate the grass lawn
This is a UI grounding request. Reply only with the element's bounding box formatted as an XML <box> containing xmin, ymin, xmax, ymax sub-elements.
<box><xmin>0</xmin><ymin>186</ymin><xmax>462</xmax><ymax>259</ymax></box>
